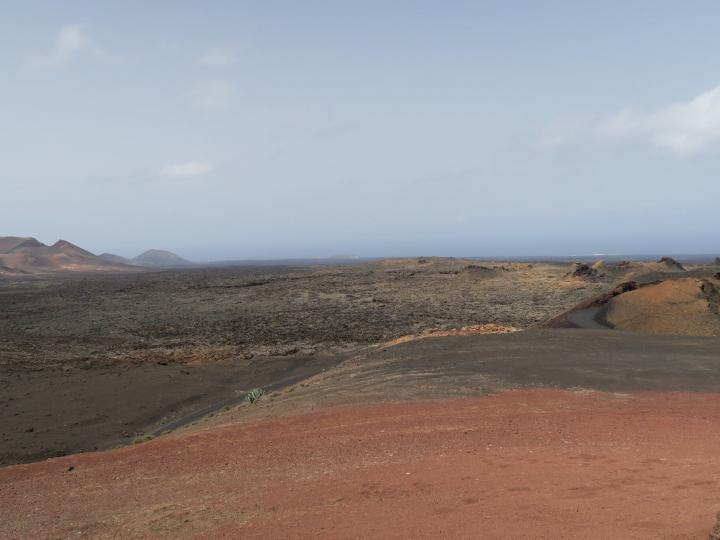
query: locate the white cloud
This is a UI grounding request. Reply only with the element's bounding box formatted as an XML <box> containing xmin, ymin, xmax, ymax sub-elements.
<box><xmin>597</xmin><ymin>85</ymin><xmax>720</xmax><ymax>156</ymax></box>
<box><xmin>535</xmin><ymin>120</ymin><xmax>586</xmax><ymax>149</ymax></box>
<box><xmin>189</xmin><ymin>80</ymin><xmax>235</xmax><ymax>110</ymax></box>
<box><xmin>28</xmin><ymin>25</ymin><xmax>96</xmax><ymax>69</ymax></box>
<box><xmin>160</xmin><ymin>161</ymin><xmax>214</xmax><ymax>178</ymax></box>
<box><xmin>198</xmin><ymin>47</ymin><xmax>236</xmax><ymax>68</ymax></box>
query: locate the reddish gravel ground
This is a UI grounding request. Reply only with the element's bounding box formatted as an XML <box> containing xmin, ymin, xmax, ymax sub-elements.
<box><xmin>2</xmin><ymin>389</ymin><xmax>720</xmax><ymax>539</ymax></box>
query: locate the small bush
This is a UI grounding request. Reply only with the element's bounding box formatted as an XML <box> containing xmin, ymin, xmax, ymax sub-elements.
<box><xmin>245</xmin><ymin>388</ymin><xmax>264</xmax><ymax>404</ymax></box>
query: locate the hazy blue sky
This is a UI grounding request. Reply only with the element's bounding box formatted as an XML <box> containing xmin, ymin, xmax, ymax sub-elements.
<box><xmin>2</xmin><ymin>1</ymin><xmax>720</xmax><ymax>260</ymax></box>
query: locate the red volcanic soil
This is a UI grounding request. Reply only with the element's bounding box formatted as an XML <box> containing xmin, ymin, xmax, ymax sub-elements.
<box><xmin>2</xmin><ymin>390</ymin><xmax>720</xmax><ymax>539</ymax></box>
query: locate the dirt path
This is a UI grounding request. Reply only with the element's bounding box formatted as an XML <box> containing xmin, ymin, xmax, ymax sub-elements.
<box><xmin>2</xmin><ymin>389</ymin><xmax>719</xmax><ymax>539</ymax></box>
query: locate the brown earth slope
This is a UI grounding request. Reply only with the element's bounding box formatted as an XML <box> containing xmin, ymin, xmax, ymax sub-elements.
<box><xmin>544</xmin><ymin>276</ymin><xmax>720</xmax><ymax>336</ymax></box>
<box><xmin>605</xmin><ymin>278</ymin><xmax>720</xmax><ymax>336</ymax></box>
<box><xmin>2</xmin><ymin>390</ymin><xmax>720</xmax><ymax>539</ymax></box>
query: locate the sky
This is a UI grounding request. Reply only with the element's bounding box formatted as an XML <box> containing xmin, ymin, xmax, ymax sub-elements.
<box><xmin>2</xmin><ymin>1</ymin><xmax>720</xmax><ymax>260</ymax></box>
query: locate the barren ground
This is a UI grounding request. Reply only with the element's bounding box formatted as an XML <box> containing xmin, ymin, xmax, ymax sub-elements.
<box><xmin>1</xmin><ymin>258</ymin><xmax>615</xmax><ymax>465</ymax></box>
<box><xmin>2</xmin><ymin>390</ymin><xmax>720</xmax><ymax>539</ymax></box>
<box><xmin>2</xmin><ymin>257</ymin><xmax>720</xmax><ymax>538</ymax></box>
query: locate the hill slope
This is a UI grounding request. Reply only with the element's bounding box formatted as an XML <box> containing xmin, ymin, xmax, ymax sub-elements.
<box><xmin>0</xmin><ymin>236</ymin><xmax>43</xmax><ymax>253</ymax></box>
<box><xmin>0</xmin><ymin>236</ymin><xmax>142</xmax><ymax>275</ymax></box>
<box><xmin>132</xmin><ymin>249</ymin><xmax>193</xmax><ymax>268</ymax></box>
<box><xmin>98</xmin><ymin>253</ymin><xmax>134</xmax><ymax>265</ymax></box>
<box><xmin>544</xmin><ymin>276</ymin><xmax>720</xmax><ymax>336</ymax></box>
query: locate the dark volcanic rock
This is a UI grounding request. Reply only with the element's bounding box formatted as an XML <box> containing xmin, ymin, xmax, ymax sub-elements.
<box><xmin>463</xmin><ymin>264</ymin><xmax>495</xmax><ymax>273</ymax></box>
<box><xmin>568</xmin><ymin>262</ymin><xmax>597</xmax><ymax>279</ymax></box>
<box><xmin>657</xmin><ymin>256</ymin><xmax>685</xmax><ymax>271</ymax></box>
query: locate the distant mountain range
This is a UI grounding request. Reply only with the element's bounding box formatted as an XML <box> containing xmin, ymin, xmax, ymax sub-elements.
<box><xmin>0</xmin><ymin>236</ymin><xmax>192</xmax><ymax>276</ymax></box>
<box><xmin>99</xmin><ymin>249</ymin><xmax>194</xmax><ymax>269</ymax></box>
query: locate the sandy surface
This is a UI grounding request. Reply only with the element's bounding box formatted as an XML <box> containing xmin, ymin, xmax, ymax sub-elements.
<box><xmin>606</xmin><ymin>278</ymin><xmax>720</xmax><ymax>336</ymax></box>
<box><xmin>2</xmin><ymin>389</ymin><xmax>719</xmax><ymax>539</ymax></box>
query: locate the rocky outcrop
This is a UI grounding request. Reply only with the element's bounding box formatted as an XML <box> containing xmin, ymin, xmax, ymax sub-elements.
<box><xmin>568</xmin><ymin>262</ymin><xmax>597</xmax><ymax>279</ymax></box>
<box><xmin>657</xmin><ymin>256</ymin><xmax>685</xmax><ymax>271</ymax></box>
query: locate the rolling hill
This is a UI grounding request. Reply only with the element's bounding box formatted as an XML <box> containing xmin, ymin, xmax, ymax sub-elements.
<box><xmin>132</xmin><ymin>249</ymin><xmax>193</xmax><ymax>268</ymax></box>
<box><xmin>0</xmin><ymin>237</ymin><xmax>141</xmax><ymax>275</ymax></box>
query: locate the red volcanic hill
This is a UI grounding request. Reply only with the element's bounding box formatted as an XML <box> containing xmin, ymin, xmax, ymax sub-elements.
<box><xmin>0</xmin><ymin>236</ymin><xmax>142</xmax><ymax>275</ymax></box>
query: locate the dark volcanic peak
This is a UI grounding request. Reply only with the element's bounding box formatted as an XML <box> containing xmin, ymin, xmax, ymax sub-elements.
<box><xmin>132</xmin><ymin>249</ymin><xmax>192</xmax><ymax>268</ymax></box>
<box><xmin>51</xmin><ymin>239</ymin><xmax>95</xmax><ymax>257</ymax></box>
<box><xmin>0</xmin><ymin>236</ymin><xmax>46</xmax><ymax>253</ymax></box>
<box><xmin>9</xmin><ymin>238</ymin><xmax>48</xmax><ymax>252</ymax></box>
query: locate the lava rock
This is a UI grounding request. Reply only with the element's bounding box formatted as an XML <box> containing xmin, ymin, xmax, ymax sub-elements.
<box><xmin>657</xmin><ymin>256</ymin><xmax>685</xmax><ymax>270</ymax></box>
<box><xmin>569</xmin><ymin>263</ymin><xmax>597</xmax><ymax>278</ymax></box>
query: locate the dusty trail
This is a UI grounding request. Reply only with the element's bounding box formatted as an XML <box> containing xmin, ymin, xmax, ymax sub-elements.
<box><xmin>2</xmin><ymin>389</ymin><xmax>720</xmax><ymax>539</ymax></box>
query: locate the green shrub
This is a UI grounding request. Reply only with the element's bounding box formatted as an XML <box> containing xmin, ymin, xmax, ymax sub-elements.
<box><xmin>245</xmin><ymin>388</ymin><xmax>264</xmax><ymax>404</ymax></box>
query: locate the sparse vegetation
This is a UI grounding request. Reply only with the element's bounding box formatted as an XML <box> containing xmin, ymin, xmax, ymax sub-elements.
<box><xmin>245</xmin><ymin>388</ymin><xmax>264</xmax><ymax>404</ymax></box>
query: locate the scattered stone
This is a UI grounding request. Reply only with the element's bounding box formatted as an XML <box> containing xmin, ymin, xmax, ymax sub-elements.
<box><xmin>67</xmin><ymin>466</ymin><xmax>75</xmax><ymax>472</ymax></box>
